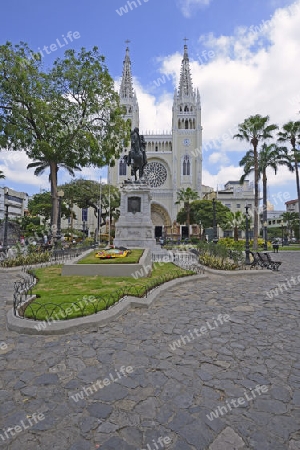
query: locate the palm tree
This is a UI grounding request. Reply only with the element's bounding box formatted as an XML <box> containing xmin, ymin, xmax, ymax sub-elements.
<box><xmin>27</xmin><ymin>158</ymin><xmax>81</xmax><ymax>237</ymax></box>
<box><xmin>223</xmin><ymin>211</ymin><xmax>246</xmax><ymax>241</ymax></box>
<box><xmin>239</xmin><ymin>143</ymin><xmax>292</xmax><ymax>246</ymax></box>
<box><xmin>175</xmin><ymin>187</ymin><xmax>199</xmax><ymax>229</ymax></box>
<box><xmin>0</xmin><ymin>170</ymin><xmax>5</xmax><ymax>179</ymax></box>
<box><xmin>234</xmin><ymin>115</ymin><xmax>278</xmax><ymax>249</ymax></box>
<box><xmin>278</xmin><ymin>121</ymin><xmax>300</xmax><ymax>239</ymax></box>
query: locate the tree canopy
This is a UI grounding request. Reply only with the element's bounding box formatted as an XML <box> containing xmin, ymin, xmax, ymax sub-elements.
<box><xmin>177</xmin><ymin>199</ymin><xmax>230</xmax><ymax>230</ymax></box>
<box><xmin>0</xmin><ymin>41</ymin><xmax>129</xmax><ymax>237</ymax></box>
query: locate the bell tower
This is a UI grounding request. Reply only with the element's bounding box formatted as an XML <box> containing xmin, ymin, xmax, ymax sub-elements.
<box><xmin>172</xmin><ymin>41</ymin><xmax>202</xmax><ymax>204</ymax></box>
<box><xmin>119</xmin><ymin>41</ymin><xmax>139</xmax><ymax>130</ymax></box>
<box><xmin>108</xmin><ymin>42</ymin><xmax>139</xmax><ymax>185</ymax></box>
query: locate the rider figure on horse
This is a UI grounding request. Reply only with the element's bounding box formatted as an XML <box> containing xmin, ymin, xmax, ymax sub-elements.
<box><xmin>125</xmin><ymin>127</ymin><xmax>147</xmax><ymax>182</ymax></box>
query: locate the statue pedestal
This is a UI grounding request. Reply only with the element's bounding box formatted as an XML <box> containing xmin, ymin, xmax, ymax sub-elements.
<box><xmin>114</xmin><ymin>181</ymin><xmax>157</xmax><ymax>249</ymax></box>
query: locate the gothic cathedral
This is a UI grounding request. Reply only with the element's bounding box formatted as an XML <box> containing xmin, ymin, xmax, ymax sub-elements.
<box><xmin>108</xmin><ymin>43</ymin><xmax>202</xmax><ymax>238</ymax></box>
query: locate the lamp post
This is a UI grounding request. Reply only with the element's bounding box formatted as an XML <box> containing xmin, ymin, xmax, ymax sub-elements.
<box><xmin>199</xmin><ymin>220</ymin><xmax>202</xmax><ymax>241</ymax></box>
<box><xmin>82</xmin><ymin>220</ymin><xmax>86</xmax><ymax>241</ymax></box>
<box><xmin>245</xmin><ymin>205</ymin><xmax>250</xmax><ymax>265</ymax></box>
<box><xmin>263</xmin><ymin>220</ymin><xmax>268</xmax><ymax>251</ymax></box>
<box><xmin>3</xmin><ymin>188</ymin><xmax>9</xmax><ymax>251</ymax></box>
<box><xmin>281</xmin><ymin>223</ymin><xmax>284</xmax><ymax>247</ymax></box>
<box><xmin>57</xmin><ymin>190</ymin><xmax>64</xmax><ymax>241</ymax></box>
<box><xmin>212</xmin><ymin>198</ymin><xmax>218</xmax><ymax>244</ymax></box>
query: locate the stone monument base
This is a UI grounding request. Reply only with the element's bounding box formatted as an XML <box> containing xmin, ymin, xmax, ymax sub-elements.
<box><xmin>114</xmin><ymin>180</ymin><xmax>157</xmax><ymax>249</ymax></box>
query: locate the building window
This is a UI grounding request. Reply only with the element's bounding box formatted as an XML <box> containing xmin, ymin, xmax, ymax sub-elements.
<box><xmin>183</xmin><ymin>155</ymin><xmax>191</xmax><ymax>176</ymax></box>
<box><xmin>82</xmin><ymin>208</ymin><xmax>88</xmax><ymax>222</ymax></box>
<box><xmin>236</xmin><ymin>204</ymin><xmax>241</xmax><ymax>208</ymax></box>
<box><xmin>119</xmin><ymin>158</ymin><xmax>127</xmax><ymax>176</ymax></box>
<box><xmin>225</xmin><ymin>204</ymin><xmax>231</xmax><ymax>209</ymax></box>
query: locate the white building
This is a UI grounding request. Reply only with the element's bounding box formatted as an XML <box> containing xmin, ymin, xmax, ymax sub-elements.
<box><xmin>0</xmin><ymin>187</ymin><xmax>28</xmax><ymax>220</ymax></box>
<box><xmin>285</xmin><ymin>199</ymin><xmax>299</xmax><ymax>214</ymax></box>
<box><xmin>108</xmin><ymin>43</ymin><xmax>202</xmax><ymax>239</ymax></box>
<box><xmin>217</xmin><ymin>180</ymin><xmax>255</xmax><ymax>238</ymax></box>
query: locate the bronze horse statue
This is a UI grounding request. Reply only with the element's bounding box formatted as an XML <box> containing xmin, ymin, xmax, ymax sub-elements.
<box><xmin>124</xmin><ymin>127</ymin><xmax>147</xmax><ymax>181</ymax></box>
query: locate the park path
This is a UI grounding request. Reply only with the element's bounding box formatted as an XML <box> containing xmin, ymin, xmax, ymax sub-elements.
<box><xmin>0</xmin><ymin>252</ymin><xmax>299</xmax><ymax>450</ymax></box>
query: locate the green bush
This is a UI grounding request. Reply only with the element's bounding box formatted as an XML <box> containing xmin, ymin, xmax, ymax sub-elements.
<box><xmin>0</xmin><ymin>251</ymin><xmax>51</xmax><ymax>268</ymax></box>
<box><xmin>217</xmin><ymin>237</ymin><xmax>245</xmax><ymax>251</ymax></box>
<box><xmin>199</xmin><ymin>254</ymin><xmax>238</xmax><ymax>270</ymax></box>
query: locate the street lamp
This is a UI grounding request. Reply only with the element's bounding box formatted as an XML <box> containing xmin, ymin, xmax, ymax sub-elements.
<box><xmin>263</xmin><ymin>220</ymin><xmax>268</xmax><ymax>251</ymax></box>
<box><xmin>245</xmin><ymin>205</ymin><xmax>251</xmax><ymax>265</ymax></box>
<box><xmin>281</xmin><ymin>223</ymin><xmax>284</xmax><ymax>247</ymax></box>
<box><xmin>3</xmin><ymin>188</ymin><xmax>9</xmax><ymax>251</ymax></box>
<box><xmin>212</xmin><ymin>198</ymin><xmax>218</xmax><ymax>244</ymax></box>
<box><xmin>57</xmin><ymin>190</ymin><xmax>64</xmax><ymax>241</ymax></box>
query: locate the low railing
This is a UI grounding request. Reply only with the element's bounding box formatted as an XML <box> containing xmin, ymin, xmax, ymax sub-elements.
<box><xmin>16</xmin><ymin>269</ymin><xmax>194</xmax><ymax>321</ymax></box>
<box><xmin>152</xmin><ymin>250</ymin><xmax>205</xmax><ymax>274</ymax></box>
<box><xmin>13</xmin><ymin>267</ymin><xmax>36</xmax><ymax>316</ymax></box>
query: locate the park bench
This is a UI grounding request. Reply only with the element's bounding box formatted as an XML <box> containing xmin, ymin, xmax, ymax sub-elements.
<box><xmin>261</xmin><ymin>252</ymin><xmax>282</xmax><ymax>271</ymax></box>
<box><xmin>249</xmin><ymin>251</ymin><xmax>264</xmax><ymax>269</ymax></box>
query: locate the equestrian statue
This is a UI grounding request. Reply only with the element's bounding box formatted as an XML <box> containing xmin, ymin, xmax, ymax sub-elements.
<box><xmin>124</xmin><ymin>127</ymin><xmax>147</xmax><ymax>182</ymax></box>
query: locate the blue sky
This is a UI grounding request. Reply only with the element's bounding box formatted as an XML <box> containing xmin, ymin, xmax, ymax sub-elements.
<box><xmin>0</xmin><ymin>0</ymin><xmax>299</xmax><ymax>209</ymax></box>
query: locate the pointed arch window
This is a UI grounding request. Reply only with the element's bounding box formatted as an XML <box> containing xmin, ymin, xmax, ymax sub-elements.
<box><xmin>183</xmin><ymin>155</ymin><xmax>191</xmax><ymax>176</ymax></box>
<box><xmin>119</xmin><ymin>158</ymin><xmax>127</xmax><ymax>176</ymax></box>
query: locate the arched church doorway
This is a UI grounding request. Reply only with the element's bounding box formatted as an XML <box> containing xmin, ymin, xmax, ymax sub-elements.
<box><xmin>151</xmin><ymin>203</ymin><xmax>171</xmax><ymax>239</ymax></box>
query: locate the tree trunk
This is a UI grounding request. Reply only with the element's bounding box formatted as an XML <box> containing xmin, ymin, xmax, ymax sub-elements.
<box><xmin>50</xmin><ymin>162</ymin><xmax>58</xmax><ymax>241</ymax></box>
<box><xmin>262</xmin><ymin>170</ymin><xmax>268</xmax><ymax>244</ymax></box>
<box><xmin>294</xmin><ymin>149</ymin><xmax>300</xmax><ymax>241</ymax></box>
<box><xmin>234</xmin><ymin>226</ymin><xmax>238</xmax><ymax>241</ymax></box>
<box><xmin>253</xmin><ymin>143</ymin><xmax>259</xmax><ymax>250</ymax></box>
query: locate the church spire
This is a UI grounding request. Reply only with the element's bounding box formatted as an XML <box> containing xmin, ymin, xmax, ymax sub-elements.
<box><xmin>120</xmin><ymin>42</ymin><xmax>134</xmax><ymax>99</ymax></box>
<box><xmin>178</xmin><ymin>40</ymin><xmax>194</xmax><ymax>98</ymax></box>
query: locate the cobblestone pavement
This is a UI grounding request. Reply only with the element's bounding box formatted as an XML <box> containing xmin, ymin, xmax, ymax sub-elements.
<box><xmin>0</xmin><ymin>252</ymin><xmax>300</xmax><ymax>450</ymax></box>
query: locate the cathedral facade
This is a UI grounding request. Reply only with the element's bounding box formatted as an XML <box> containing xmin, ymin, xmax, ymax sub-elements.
<box><xmin>108</xmin><ymin>44</ymin><xmax>203</xmax><ymax>238</ymax></box>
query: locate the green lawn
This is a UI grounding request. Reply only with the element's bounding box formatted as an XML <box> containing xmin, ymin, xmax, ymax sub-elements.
<box><xmin>77</xmin><ymin>248</ymin><xmax>144</xmax><ymax>264</ymax></box>
<box><xmin>277</xmin><ymin>246</ymin><xmax>300</xmax><ymax>251</ymax></box>
<box><xmin>24</xmin><ymin>263</ymin><xmax>195</xmax><ymax>321</ymax></box>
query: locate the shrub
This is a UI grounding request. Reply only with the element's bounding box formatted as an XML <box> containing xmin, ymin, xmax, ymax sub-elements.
<box><xmin>199</xmin><ymin>254</ymin><xmax>238</xmax><ymax>270</ymax></box>
<box><xmin>0</xmin><ymin>251</ymin><xmax>51</xmax><ymax>267</ymax></box>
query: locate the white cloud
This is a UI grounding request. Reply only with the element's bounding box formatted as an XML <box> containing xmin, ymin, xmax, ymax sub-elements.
<box><xmin>208</xmin><ymin>152</ymin><xmax>229</xmax><ymax>165</ymax></box>
<box><xmin>177</xmin><ymin>0</ymin><xmax>213</xmax><ymax>18</ymax></box>
<box><xmin>0</xmin><ymin>150</ymin><xmax>108</xmax><ymax>195</ymax></box>
<box><xmin>134</xmin><ymin>0</ymin><xmax>300</xmax><ymax>202</ymax></box>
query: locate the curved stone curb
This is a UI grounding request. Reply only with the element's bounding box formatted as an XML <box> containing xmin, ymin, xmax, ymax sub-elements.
<box><xmin>6</xmin><ymin>274</ymin><xmax>208</xmax><ymax>335</ymax></box>
<box><xmin>202</xmin><ymin>266</ymin><xmax>275</xmax><ymax>275</ymax></box>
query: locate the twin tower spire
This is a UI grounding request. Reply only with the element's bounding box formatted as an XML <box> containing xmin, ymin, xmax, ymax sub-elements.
<box><xmin>119</xmin><ymin>40</ymin><xmax>196</xmax><ymax>101</ymax></box>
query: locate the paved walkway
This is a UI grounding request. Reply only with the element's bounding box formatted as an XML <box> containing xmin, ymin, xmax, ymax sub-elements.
<box><xmin>0</xmin><ymin>252</ymin><xmax>299</xmax><ymax>450</ymax></box>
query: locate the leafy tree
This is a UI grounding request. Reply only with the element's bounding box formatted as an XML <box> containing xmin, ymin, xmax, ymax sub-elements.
<box><xmin>239</xmin><ymin>143</ymin><xmax>292</xmax><ymax>243</ymax></box>
<box><xmin>278</xmin><ymin>121</ymin><xmax>300</xmax><ymax>239</ymax></box>
<box><xmin>60</xmin><ymin>179</ymin><xmax>120</xmax><ymax>231</ymax></box>
<box><xmin>223</xmin><ymin>211</ymin><xmax>246</xmax><ymax>241</ymax></box>
<box><xmin>0</xmin><ymin>42</ymin><xmax>129</xmax><ymax>238</ymax></box>
<box><xmin>234</xmin><ymin>114</ymin><xmax>278</xmax><ymax>249</ymax></box>
<box><xmin>175</xmin><ymin>187</ymin><xmax>199</xmax><ymax>227</ymax></box>
<box><xmin>27</xmin><ymin>159</ymin><xmax>81</xmax><ymax>227</ymax></box>
<box><xmin>28</xmin><ymin>190</ymin><xmax>70</xmax><ymax>226</ymax></box>
<box><xmin>282</xmin><ymin>211</ymin><xmax>299</xmax><ymax>239</ymax></box>
<box><xmin>177</xmin><ymin>199</ymin><xmax>230</xmax><ymax>237</ymax></box>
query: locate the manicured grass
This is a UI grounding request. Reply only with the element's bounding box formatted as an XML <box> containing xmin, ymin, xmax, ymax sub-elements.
<box><xmin>77</xmin><ymin>248</ymin><xmax>144</xmax><ymax>264</ymax></box>
<box><xmin>277</xmin><ymin>246</ymin><xmax>300</xmax><ymax>251</ymax></box>
<box><xmin>24</xmin><ymin>263</ymin><xmax>195</xmax><ymax>321</ymax></box>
